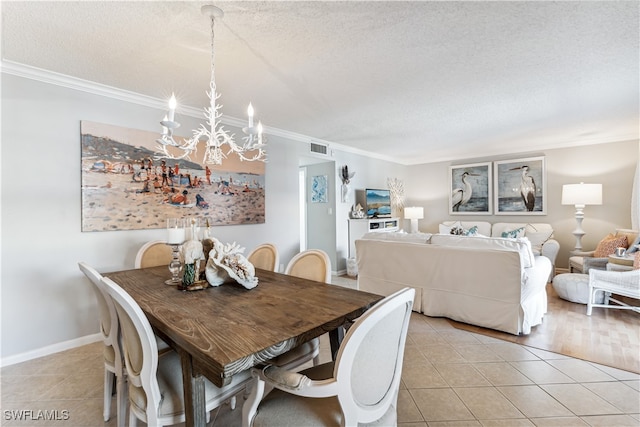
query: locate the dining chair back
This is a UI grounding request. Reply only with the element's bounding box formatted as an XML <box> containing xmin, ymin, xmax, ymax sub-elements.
<box><xmin>243</xmin><ymin>287</ymin><xmax>415</xmax><ymax>427</ymax></box>
<box><xmin>134</xmin><ymin>240</ymin><xmax>172</xmax><ymax>269</ymax></box>
<box><xmin>284</xmin><ymin>249</ymin><xmax>331</xmax><ymax>283</ymax></box>
<box><xmin>247</xmin><ymin>243</ymin><xmax>280</xmax><ymax>272</ymax></box>
<box><xmin>100</xmin><ymin>276</ymin><xmax>252</xmax><ymax>427</ymax></box>
<box><xmin>78</xmin><ymin>262</ymin><xmax>126</xmax><ymax>426</ymax></box>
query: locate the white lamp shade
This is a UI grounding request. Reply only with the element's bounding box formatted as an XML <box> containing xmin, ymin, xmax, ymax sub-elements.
<box><xmin>404</xmin><ymin>206</ymin><xmax>424</xmax><ymax>220</ymax></box>
<box><xmin>562</xmin><ymin>183</ymin><xmax>602</xmax><ymax>206</ymax></box>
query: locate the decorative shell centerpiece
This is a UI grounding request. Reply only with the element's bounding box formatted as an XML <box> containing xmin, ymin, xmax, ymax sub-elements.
<box><xmin>204</xmin><ymin>238</ymin><xmax>258</xmax><ymax>289</ymax></box>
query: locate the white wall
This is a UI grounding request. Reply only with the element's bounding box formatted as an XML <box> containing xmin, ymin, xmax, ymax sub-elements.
<box><xmin>406</xmin><ymin>140</ymin><xmax>639</xmax><ymax>268</ymax></box>
<box><xmin>0</xmin><ymin>73</ymin><xmax>403</xmax><ymax>363</ymax></box>
<box><xmin>4</xmin><ymin>71</ymin><xmax>635</xmax><ymax>363</ymax></box>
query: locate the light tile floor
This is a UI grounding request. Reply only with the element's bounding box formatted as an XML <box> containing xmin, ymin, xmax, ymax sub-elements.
<box><xmin>1</xmin><ymin>278</ymin><xmax>639</xmax><ymax>426</ymax></box>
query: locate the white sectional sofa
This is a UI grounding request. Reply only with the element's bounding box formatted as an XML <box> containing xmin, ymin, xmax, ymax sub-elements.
<box><xmin>439</xmin><ymin>221</ymin><xmax>560</xmax><ymax>277</ymax></box>
<box><xmin>355</xmin><ymin>222</ymin><xmax>556</xmax><ymax>335</ymax></box>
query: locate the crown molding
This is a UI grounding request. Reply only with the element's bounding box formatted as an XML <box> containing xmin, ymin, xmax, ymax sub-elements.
<box><xmin>2</xmin><ymin>60</ymin><xmax>402</xmax><ymax>164</ymax></box>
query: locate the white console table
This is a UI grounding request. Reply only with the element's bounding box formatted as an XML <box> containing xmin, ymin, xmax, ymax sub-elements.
<box><xmin>348</xmin><ymin>217</ymin><xmax>399</xmax><ymax>258</ymax></box>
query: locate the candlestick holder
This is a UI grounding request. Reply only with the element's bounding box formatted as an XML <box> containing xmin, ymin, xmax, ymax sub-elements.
<box><xmin>166</xmin><ymin>218</ymin><xmax>186</xmax><ymax>285</ymax></box>
<box><xmin>165</xmin><ymin>243</ymin><xmax>183</xmax><ymax>285</ymax></box>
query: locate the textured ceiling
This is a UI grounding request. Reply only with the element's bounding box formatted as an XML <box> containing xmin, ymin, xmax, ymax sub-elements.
<box><xmin>2</xmin><ymin>1</ymin><xmax>638</xmax><ymax>164</ymax></box>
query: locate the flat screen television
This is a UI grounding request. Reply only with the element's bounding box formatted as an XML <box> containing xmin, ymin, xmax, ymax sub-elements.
<box><xmin>366</xmin><ymin>188</ymin><xmax>392</xmax><ymax>218</ymax></box>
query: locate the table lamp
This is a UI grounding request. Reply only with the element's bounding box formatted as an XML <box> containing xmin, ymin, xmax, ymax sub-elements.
<box><xmin>561</xmin><ymin>183</ymin><xmax>602</xmax><ymax>253</ymax></box>
<box><xmin>404</xmin><ymin>207</ymin><xmax>424</xmax><ymax>234</ymax></box>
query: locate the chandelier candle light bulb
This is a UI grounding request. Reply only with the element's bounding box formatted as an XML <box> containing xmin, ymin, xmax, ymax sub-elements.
<box><xmin>248</xmin><ymin>103</ymin><xmax>254</xmax><ymax>128</ymax></box>
<box><xmin>168</xmin><ymin>93</ymin><xmax>177</xmax><ymax>122</ymax></box>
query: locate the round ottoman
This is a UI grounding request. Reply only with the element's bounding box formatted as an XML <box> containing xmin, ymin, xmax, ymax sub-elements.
<box><xmin>552</xmin><ymin>273</ymin><xmax>604</xmax><ymax>304</ymax></box>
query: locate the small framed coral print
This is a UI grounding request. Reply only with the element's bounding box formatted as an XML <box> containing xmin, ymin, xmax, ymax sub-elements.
<box><xmin>311</xmin><ymin>175</ymin><xmax>328</xmax><ymax>203</ymax></box>
<box><xmin>494</xmin><ymin>156</ymin><xmax>546</xmax><ymax>215</ymax></box>
<box><xmin>449</xmin><ymin>162</ymin><xmax>492</xmax><ymax>215</ymax></box>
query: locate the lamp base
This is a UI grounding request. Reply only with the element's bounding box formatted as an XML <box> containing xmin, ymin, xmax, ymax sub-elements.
<box><xmin>571</xmin><ymin>205</ymin><xmax>586</xmax><ymax>252</ymax></box>
<box><xmin>410</xmin><ymin>219</ymin><xmax>419</xmax><ymax>234</ymax></box>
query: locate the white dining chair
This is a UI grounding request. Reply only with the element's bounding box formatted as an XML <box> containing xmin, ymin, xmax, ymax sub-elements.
<box><xmin>100</xmin><ymin>276</ymin><xmax>252</xmax><ymax>427</ymax></box>
<box><xmin>247</xmin><ymin>243</ymin><xmax>280</xmax><ymax>272</ymax></box>
<box><xmin>78</xmin><ymin>262</ymin><xmax>126</xmax><ymax>426</ymax></box>
<box><xmin>242</xmin><ymin>287</ymin><xmax>415</xmax><ymax>427</ymax></box>
<box><xmin>134</xmin><ymin>240</ymin><xmax>173</xmax><ymax>269</ymax></box>
<box><xmin>284</xmin><ymin>249</ymin><xmax>331</xmax><ymax>283</ymax></box>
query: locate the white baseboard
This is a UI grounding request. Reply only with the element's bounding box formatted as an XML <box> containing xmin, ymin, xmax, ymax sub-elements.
<box><xmin>1</xmin><ymin>333</ymin><xmax>102</xmax><ymax>368</ymax></box>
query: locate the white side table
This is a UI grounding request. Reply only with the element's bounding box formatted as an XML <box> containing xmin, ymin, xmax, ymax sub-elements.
<box><xmin>607</xmin><ymin>254</ymin><xmax>634</xmax><ymax>271</ymax></box>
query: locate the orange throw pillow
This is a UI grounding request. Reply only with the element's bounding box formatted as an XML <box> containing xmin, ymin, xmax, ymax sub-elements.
<box><xmin>594</xmin><ymin>235</ymin><xmax>628</xmax><ymax>258</ymax></box>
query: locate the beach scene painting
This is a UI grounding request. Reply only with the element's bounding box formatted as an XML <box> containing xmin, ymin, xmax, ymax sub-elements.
<box><xmin>449</xmin><ymin>162</ymin><xmax>492</xmax><ymax>215</ymax></box>
<box><xmin>81</xmin><ymin>121</ymin><xmax>265</xmax><ymax>232</ymax></box>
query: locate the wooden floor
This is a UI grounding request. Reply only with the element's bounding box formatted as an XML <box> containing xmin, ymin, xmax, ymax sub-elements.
<box><xmin>452</xmin><ymin>283</ymin><xmax>640</xmax><ymax>374</ymax></box>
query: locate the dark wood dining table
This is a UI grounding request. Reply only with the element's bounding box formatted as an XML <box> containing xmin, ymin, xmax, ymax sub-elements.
<box><xmin>104</xmin><ymin>265</ymin><xmax>383</xmax><ymax>427</ymax></box>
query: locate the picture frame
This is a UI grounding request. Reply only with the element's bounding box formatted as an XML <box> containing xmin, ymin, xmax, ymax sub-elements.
<box><xmin>494</xmin><ymin>156</ymin><xmax>546</xmax><ymax>215</ymax></box>
<box><xmin>449</xmin><ymin>162</ymin><xmax>492</xmax><ymax>215</ymax></box>
<box><xmin>80</xmin><ymin>120</ymin><xmax>266</xmax><ymax>232</ymax></box>
<box><xmin>311</xmin><ymin>175</ymin><xmax>328</xmax><ymax>203</ymax></box>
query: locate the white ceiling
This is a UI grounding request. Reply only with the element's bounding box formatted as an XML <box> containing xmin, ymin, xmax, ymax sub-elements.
<box><xmin>2</xmin><ymin>1</ymin><xmax>638</xmax><ymax>165</ymax></box>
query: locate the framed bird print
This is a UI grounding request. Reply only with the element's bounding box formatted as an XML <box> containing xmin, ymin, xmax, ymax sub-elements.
<box><xmin>494</xmin><ymin>156</ymin><xmax>546</xmax><ymax>215</ymax></box>
<box><xmin>449</xmin><ymin>162</ymin><xmax>492</xmax><ymax>215</ymax></box>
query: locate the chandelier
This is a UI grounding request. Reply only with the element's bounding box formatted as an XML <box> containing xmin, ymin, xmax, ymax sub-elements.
<box><xmin>156</xmin><ymin>5</ymin><xmax>266</xmax><ymax>165</ymax></box>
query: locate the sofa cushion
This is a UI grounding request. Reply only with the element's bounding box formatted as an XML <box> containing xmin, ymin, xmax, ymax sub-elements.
<box><xmin>491</xmin><ymin>223</ymin><xmax>554</xmax><ymax>255</ymax></box>
<box><xmin>430</xmin><ymin>234</ymin><xmax>535</xmax><ymax>268</ymax></box>
<box><xmin>440</xmin><ymin>221</ymin><xmax>491</xmax><ymax>236</ymax></box>
<box><xmin>594</xmin><ymin>234</ymin><xmax>628</xmax><ymax>257</ymax></box>
<box><xmin>524</xmin><ymin>224</ymin><xmax>554</xmax><ymax>254</ymax></box>
<box><xmin>362</xmin><ymin>231</ymin><xmax>432</xmax><ymax>244</ymax></box>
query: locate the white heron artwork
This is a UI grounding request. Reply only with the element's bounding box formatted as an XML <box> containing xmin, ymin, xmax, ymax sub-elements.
<box><xmin>451</xmin><ymin>172</ymin><xmax>478</xmax><ymax>211</ymax></box>
<box><xmin>449</xmin><ymin>162</ymin><xmax>492</xmax><ymax>215</ymax></box>
<box><xmin>510</xmin><ymin>165</ymin><xmax>536</xmax><ymax>211</ymax></box>
<box><xmin>495</xmin><ymin>156</ymin><xmax>545</xmax><ymax>214</ymax></box>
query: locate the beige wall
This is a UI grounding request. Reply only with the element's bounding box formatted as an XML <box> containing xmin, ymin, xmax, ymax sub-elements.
<box><xmin>405</xmin><ymin>140</ymin><xmax>639</xmax><ymax>269</ymax></box>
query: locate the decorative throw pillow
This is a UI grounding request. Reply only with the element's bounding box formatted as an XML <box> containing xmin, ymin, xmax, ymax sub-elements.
<box><xmin>439</xmin><ymin>221</ymin><xmax>462</xmax><ymax>235</ymax></box>
<box><xmin>450</xmin><ymin>226</ymin><xmax>466</xmax><ymax>235</ymax></box>
<box><xmin>465</xmin><ymin>225</ymin><xmax>479</xmax><ymax>236</ymax></box>
<box><xmin>626</xmin><ymin>234</ymin><xmax>640</xmax><ymax>254</ymax></box>
<box><xmin>634</xmin><ymin>252</ymin><xmax>640</xmax><ymax>270</ymax></box>
<box><xmin>449</xmin><ymin>225</ymin><xmax>478</xmax><ymax>236</ymax></box>
<box><xmin>501</xmin><ymin>227</ymin><xmax>525</xmax><ymax>239</ymax></box>
<box><xmin>614</xmin><ymin>229</ymin><xmax>637</xmax><ymax>249</ymax></box>
<box><xmin>593</xmin><ymin>235</ymin><xmax>628</xmax><ymax>258</ymax></box>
